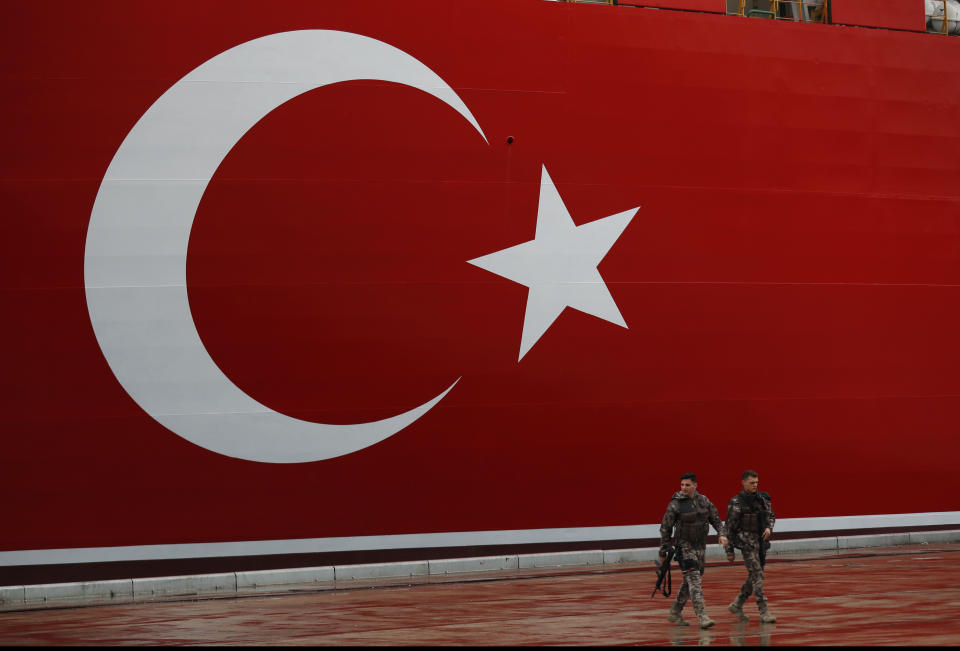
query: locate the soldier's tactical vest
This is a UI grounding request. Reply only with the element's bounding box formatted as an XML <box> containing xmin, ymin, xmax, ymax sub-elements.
<box><xmin>737</xmin><ymin>493</ymin><xmax>766</xmax><ymax>534</ymax></box>
<box><xmin>674</xmin><ymin>499</ymin><xmax>708</xmax><ymax>546</ymax></box>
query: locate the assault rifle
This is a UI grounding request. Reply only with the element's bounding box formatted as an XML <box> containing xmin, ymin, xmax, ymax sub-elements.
<box><xmin>651</xmin><ymin>545</ymin><xmax>676</xmax><ymax>598</ymax></box>
<box><xmin>758</xmin><ymin>491</ymin><xmax>772</xmax><ymax>568</ymax></box>
<box><xmin>760</xmin><ymin>538</ymin><xmax>771</xmax><ymax>568</ymax></box>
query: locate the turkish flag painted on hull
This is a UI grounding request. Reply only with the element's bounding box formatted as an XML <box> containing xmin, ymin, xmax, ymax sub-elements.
<box><xmin>2</xmin><ymin>0</ymin><xmax>959</xmax><ymax>552</ymax></box>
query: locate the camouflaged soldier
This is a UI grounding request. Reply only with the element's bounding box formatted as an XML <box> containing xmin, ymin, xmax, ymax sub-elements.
<box><xmin>724</xmin><ymin>469</ymin><xmax>777</xmax><ymax>623</ymax></box>
<box><xmin>659</xmin><ymin>472</ymin><xmax>728</xmax><ymax>629</ymax></box>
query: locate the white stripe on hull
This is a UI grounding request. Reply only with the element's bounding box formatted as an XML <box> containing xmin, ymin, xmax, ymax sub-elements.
<box><xmin>3</xmin><ymin>511</ymin><xmax>959</xmax><ymax>566</ymax></box>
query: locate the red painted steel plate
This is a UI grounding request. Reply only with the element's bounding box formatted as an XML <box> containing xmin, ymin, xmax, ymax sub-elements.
<box><xmin>617</xmin><ymin>0</ymin><xmax>726</xmax><ymax>13</ymax></box>
<box><xmin>1</xmin><ymin>0</ymin><xmax>958</xmax><ymax>579</ymax></box>
<box><xmin>832</xmin><ymin>0</ymin><xmax>926</xmax><ymax>31</ymax></box>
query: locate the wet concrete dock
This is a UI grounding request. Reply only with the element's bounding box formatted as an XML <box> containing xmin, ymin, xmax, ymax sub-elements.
<box><xmin>0</xmin><ymin>543</ymin><xmax>958</xmax><ymax>645</ymax></box>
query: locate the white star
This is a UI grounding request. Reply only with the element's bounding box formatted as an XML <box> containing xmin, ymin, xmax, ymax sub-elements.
<box><xmin>468</xmin><ymin>165</ymin><xmax>639</xmax><ymax>361</ymax></box>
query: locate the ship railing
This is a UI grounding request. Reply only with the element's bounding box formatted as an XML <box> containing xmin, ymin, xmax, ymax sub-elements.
<box><xmin>564</xmin><ymin>0</ymin><xmax>827</xmax><ymax>21</ymax></box>
<box><xmin>562</xmin><ymin>0</ymin><xmax>958</xmax><ymax>36</ymax></box>
<box><xmin>731</xmin><ymin>0</ymin><xmax>828</xmax><ymax>22</ymax></box>
<box><xmin>926</xmin><ymin>0</ymin><xmax>960</xmax><ymax>34</ymax></box>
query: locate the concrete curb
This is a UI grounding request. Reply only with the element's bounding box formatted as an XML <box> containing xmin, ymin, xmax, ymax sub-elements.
<box><xmin>334</xmin><ymin>561</ymin><xmax>428</xmax><ymax>581</ymax></box>
<box><xmin>3</xmin><ymin>529</ymin><xmax>958</xmax><ymax>611</ymax></box>
<box><xmin>132</xmin><ymin>573</ymin><xmax>237</xmax><ymax>600</ymax></box>
<box><xmin>519</xmin><ymin>550</ymin><xmax>604</xmax><ymax>569</ymax></box>
<box><xmin>237</xmin><ymin>566</ymin><xmax>335</xmax><ymax>592</ymax></box>
<box><xmin>428</xmin><ymin>555</ymin><xmax>518</xmax><ymax>574</ymax></box>
<box><xmin>23</xmin><ymin>579</ymin><xmax>133</xmax><ymax>607</ymax></box>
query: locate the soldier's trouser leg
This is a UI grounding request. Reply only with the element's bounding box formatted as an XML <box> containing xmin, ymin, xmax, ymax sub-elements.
<box><xmin>668</xmin><ymin>582</ymin><xmax>690</xmax><ymax>625</ymax></box>
<box><xmin>683</xmin><ymin>568</ymin><xmax>706</xmax><ymax>618</ymax></box>
<box><xmin>679</xmin><ymin>546</ymin><xmax>713</xmax><ymax>628</ymax></box>
<box><xmin>672</xmin><ymin>579</ymin><xmax>690</xmax><ymax>611</ymax></box>
<box><xmin>741</xmin><ymin>542</ymin><xmax>776</xmax><ymax>622</ymax></box>
<box><xmin>729</xmin><ymin>562</ymin><xmax>753</xmax><ymax>619</ymax></box>
<box><xmin>685</xmin><ymin>570</ymin><xmax>715</xmax><ymax>629</ymax></box>
<box><xmin>741</xmin><ymin>544</ymin><xmax>766</xmax><ymax>605</ymax></box>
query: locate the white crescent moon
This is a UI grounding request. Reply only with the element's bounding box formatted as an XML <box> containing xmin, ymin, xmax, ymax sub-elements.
<box><xmin>84</xmin><ymin>30</ymin><xmax>487</xmax><ymax>463</ymax></box>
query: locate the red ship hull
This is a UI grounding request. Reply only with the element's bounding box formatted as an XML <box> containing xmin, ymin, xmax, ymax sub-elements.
<box><xmin>2</xmin><ymin>0</ymin><xmax>958</xmax><ymax>583</ymax></box>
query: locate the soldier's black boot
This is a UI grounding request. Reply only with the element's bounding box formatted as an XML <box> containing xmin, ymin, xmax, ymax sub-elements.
<box><xmin>667</xmin><ymin>604</ymin><xmax>689</xmax><ymax>626</ymax></box>
<box><xmin>728</xmin><ymin>593</ymin><xmax>748</xmax><ymax>620</ymax></box>
<box><xmin>757</xmin><ymin>599</ymin><xmax>777</xmax><ymax>624</ymax></box>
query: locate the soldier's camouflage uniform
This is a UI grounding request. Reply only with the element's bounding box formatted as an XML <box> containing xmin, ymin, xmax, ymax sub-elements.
<box><xmin>724</xmin><ymin>490</ymin><xmax>776</xmax><ymax>619</ymax></box>
<box><xmin>660</xmin><ymin>490</ymin><xmax>725</xmax><ymax>626</ymax></box>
